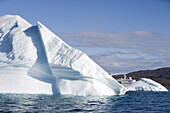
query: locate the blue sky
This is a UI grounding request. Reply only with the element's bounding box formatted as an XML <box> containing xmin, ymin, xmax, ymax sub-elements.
<box><xmin>0</xmin><ymin>0</ymin><xmax>170</xmax><ymax>74</ymax></box>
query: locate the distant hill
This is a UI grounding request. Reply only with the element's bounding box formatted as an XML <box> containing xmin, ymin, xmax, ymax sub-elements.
<box><xmin>112</xmin><ymin>67</ymin><xmax>170</xmax><ymax>88</ymax></box>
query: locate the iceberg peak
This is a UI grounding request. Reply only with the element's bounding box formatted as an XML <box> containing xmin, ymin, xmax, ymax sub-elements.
<box><xmin>0</xmin><ymin>14</ymin><xmax>31</xmax><ymax>29</ymax></box>
<box><xmin>0</xmin><ymin>14</ymin><xmax>126</xmax><ymax>96</ymax></box>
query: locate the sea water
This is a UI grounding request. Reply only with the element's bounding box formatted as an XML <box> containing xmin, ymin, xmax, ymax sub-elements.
<box><xmin>0</xmin><ymin>89</ymin><xmax>169</xmax><ymax>112</ymax></box>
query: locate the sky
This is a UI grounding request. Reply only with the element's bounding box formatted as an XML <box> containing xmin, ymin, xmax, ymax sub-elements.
<box><xmin>0</xmin><ymin>0</ymin><xmax>170</xmax><ymax>74</ymax></box>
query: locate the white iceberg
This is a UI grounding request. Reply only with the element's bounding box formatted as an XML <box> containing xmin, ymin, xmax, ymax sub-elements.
<box><xmin>126</xmin><ymin>78</ymin><xmax>168</xmax><ymax>92</ymax></box>
<box><xmin>0</xmin><ymin>14</ymin><xmax>126</xmax><ymax>96</ymax></box>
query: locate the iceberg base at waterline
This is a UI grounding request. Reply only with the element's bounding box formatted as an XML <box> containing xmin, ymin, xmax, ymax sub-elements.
<box><xmin>126</xmin><ymin>78</ymin><xmax>168</xmax><ymax>92</ymax></box>
<box><xmin>0</xmin><ymin>14</ymin><xmax>126</xmax><ymax>96</ymax></box>
<box><xmin>0</xmin><ymin>68</ymin><xmax>53</xmax><ymax>94</ymax></box>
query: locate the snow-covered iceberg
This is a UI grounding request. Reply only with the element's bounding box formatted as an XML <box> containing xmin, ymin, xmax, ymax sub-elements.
<box><xmin>126</xmin><ymin>78</ymin><xmax>168</xmax><ymax>91</ymax></box>
<box><xmin>0</xmin><ymin>14</ymin><xmax>126</xmax><ymax>96</ymax></box>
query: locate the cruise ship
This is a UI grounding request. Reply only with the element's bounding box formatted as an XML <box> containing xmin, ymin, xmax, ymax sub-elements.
<box><xmin>116</xmin><ymin>74</ymin><xmax>136</xmax><ymax>86</ymax></box>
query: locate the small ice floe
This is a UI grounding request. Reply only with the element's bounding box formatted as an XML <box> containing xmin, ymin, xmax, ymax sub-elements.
<box><xmin>126</xmin><ymin>78</ymin><xmax>168</xmax><ymax>92</ymax></box>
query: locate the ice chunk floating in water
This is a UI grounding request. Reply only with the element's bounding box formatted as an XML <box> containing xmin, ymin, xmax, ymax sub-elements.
<box><xmin>0</xmin><ymin>15</ymin><xmax>126</xmax><ymax>96</ymax></box>
<box><xmin>126</xmin><ymin>78</ymin><xmax>168</xmax><ymax>92</ymax></box>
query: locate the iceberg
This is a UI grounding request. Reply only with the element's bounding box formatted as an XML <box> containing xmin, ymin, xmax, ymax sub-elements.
<box><xmin>126</xmin><ymin>78</ymin><xmax>168</xmax><ymax>91</ymax></box>
<box><xmin>0</xmin><ymin>14</ymin><xmax>126</xmax><ymax>96</ymax></box>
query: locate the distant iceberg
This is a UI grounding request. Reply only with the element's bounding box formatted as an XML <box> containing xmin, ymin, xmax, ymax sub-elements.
<box><xmin>126</xmin><ymin>78</ymin><xmax>168</xmax><ymax>91</ymax></box>
<box><xmin>0</xmin><ymin>14</ymin><xmax>126</xmax><ymax>96</ymax></box>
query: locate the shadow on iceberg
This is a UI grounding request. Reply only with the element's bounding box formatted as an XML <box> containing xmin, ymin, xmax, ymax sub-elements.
<box><xmin>0</xmin><ymin>23</ymin><xmax>18</xmax><ymax>60</ymax></box>
<box><xmin>24</xmin><ymin>26</ymin><xmax>60</xmax><ymax>95</ymax></box>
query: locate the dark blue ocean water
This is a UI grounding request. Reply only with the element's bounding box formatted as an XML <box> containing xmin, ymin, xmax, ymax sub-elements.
<box><xmin>0</xmin><ymin>89</ymin><xmax>169</xmax><ymax>113</ymax></box>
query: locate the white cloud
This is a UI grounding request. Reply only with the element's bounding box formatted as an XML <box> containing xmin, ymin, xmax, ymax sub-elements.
<box><xmin>90</xmin><ymin>51</ymin><xmax>170</xmax><ymax>74</ymax></box>
<box><xmin>58</xmin><ymin>30</ymin><xmax>165</xmax><ymax>50</ymax></box>
<box><xmin>58</xmin><ymin>30</ymin><xmax>170</xmax><ymax>74</ymax></box>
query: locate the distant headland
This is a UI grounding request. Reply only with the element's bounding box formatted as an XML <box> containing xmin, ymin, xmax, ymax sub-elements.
<box><xmin>112</xmin><ymin>67</ymin><xmax>170</xmax><ymax>88</ymax></box>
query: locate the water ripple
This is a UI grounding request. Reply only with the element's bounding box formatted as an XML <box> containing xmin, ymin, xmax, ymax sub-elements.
<box><xmin>0</xmin><ymin>90</ymin><xmax>169</xmax><ymax>112</ymax></box>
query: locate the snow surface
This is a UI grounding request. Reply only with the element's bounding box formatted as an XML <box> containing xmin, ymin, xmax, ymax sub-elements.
<box><xmin>126</xmin><ymin>78</ymin><xmax>168</xmax><ymax>92</ymax></box>
<box><xmin>0</xmin><ymin>15</ymin><xmax>52</xmax><ymax>94</ymax></box>
<box><xmin>0</xmin><ymin>14</ymin><xmax>126</xmax><ymax>96</ymax></box>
